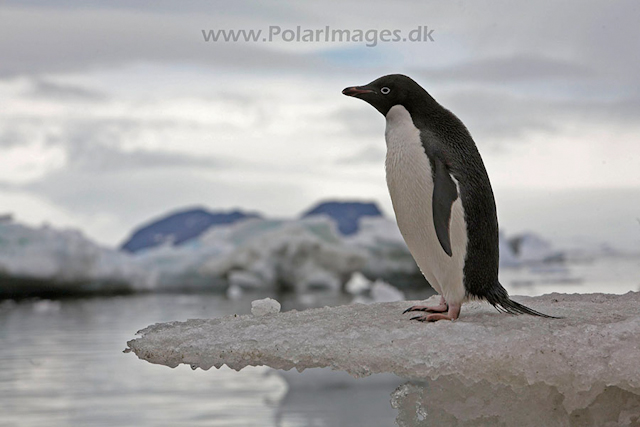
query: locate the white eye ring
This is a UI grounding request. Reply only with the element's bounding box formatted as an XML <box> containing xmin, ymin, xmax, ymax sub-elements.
<box><xmin>381</xmin><ymin>87</ymin><xmax>391</xmax><ymax>95</ymax></box>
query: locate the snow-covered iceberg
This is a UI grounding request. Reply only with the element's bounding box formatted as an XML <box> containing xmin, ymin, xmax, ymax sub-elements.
<box><xmin>131</xmin><ymin>217</ymin><xmax>367</xmax><ymax>293</ymax></box>
<box><xmin>126</xmin><ymin>292</ymin><xmax>640</xmax><ymax>422</ymax></box>
<box><xmin>132</xmin><ymin>215</ymin><xmax>573</xmax><ymax>293</ymax></box>
<box><xmin>0</xmin><ymin>221</ymin><xmax>154</xmax><ymax>297</ymax></box>
<box><xmin>0</xmin><ymin>202</ymin><xmax>628</xmax><ymax>298</ymax></box>
<box><xmin>507</xmin><ymin>232</ymin><xmax>564</xmax><ymax>264</ymax></box>
<box><xmin>200</xmin><ymin>217</ymin><xmax>366</xmax><ymax>293</ymax></box>
<box><xmin>344</xmin><ymin>217</ymin><xmax>419</xmax><ymax>279</ymax></box>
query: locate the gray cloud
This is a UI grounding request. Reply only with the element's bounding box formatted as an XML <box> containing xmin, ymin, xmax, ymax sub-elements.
<box><xmin>438</xmin><ymin>90</ymin><xmax>560</xmax><ymax>144</ymax></box>
<box><xmin>0</xmin><ymin>127</ymin><xmax>31</xmax><ymax>148</ymax></box>
<box><xmin>329</xmin><ymin>106</ymin><xmax>383</xmax><ymax>138</ymax></box>
<box><xmin>335</xmin><ymin>144</ymin><xmax>385</xmax><ymax>165</ymax></box>
<box><xmin>59</xmin><ymin>119</ymin><xmax>234</xmax><ymax>173</ymax></box>
<box><xmin>416</xmin><ymin>55</ymin><xmax>594</xmax><ymax>84</ymax></box>
<box><xmin>2</xmin><ymin>0</ymin><xmax>638</xmax><ymax>103</ymax></box>
<box><xmin>17</xmin><ymin>166</ymin><xmax>307</xmax><ymax>244</ymax></box>
<box><xmin>0</xmin><ymin>5</ymin><xmax>326</xmax><ymax>77</ymax></box>
<box><xmin>64</xmin><ymin>144</ymin><xmax>221</xmax><ymax>173</ymax></box>
<box><xmin>27</xmin><ymin>79</ymin><xmax>108</xmax><ymax>101</ymax></box>
<box><xmin>0</xmin><ymin>115</ymin><xmax>231</xmax><ymax>173</ymax></box>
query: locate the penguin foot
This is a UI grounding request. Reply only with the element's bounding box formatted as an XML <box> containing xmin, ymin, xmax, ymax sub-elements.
<box><xmin>410</xmin><ymin>313</ymin><xmax>452</xmax><ymax>322</ymax></box>
<box><xmin>403</xmin><ymin>303</ymin><xmax>448</xmax><ymax>314</ymax></box>
<box><xmin>409</xmin><ymin>303</ymin><xmax>461</xmax><ymax>322</ymax></box>
<box><xmin>403</xmin><ymin>296</ymin><xmax>448</xmax><ymax>314</ymax></box>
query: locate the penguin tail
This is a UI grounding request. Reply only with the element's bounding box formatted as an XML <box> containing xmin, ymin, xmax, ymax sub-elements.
<box><xmin>485</xmin><ymin>283</ymin><xmax>562</xmax><ymax>319</ymax></box>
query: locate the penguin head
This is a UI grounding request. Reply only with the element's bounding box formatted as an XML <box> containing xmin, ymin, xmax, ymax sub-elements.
<box><xmin>342</xmin><ymin>74</ymin><xmax>428</xmax><ymax>116</ymax></box>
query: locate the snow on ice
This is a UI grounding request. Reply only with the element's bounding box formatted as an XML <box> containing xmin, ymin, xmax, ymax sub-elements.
<box><xmin>126</xmin><ymin>292</ymin><xmax>640</xmax><ymax>420</ymax></box>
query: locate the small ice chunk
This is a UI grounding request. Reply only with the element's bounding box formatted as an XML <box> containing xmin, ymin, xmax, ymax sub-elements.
<box><xmin>32</xmin><ymin>300</ymin><xmax>62</xmax><ymax>314</ymax></box>
<box><xmin>226</xmin><ymin>283</ymin><xmax>243</xmax><ymax>300</ymax></box>
<box><xmin>351</xmin><ymin>280</ymin><xmax>405</xmax><ymax>304</ymax></box>
<box><xmin>370</xmin><ymin>280</ymin><xmax>404</xmax><ymax>302</ymax></box>
<box><xmin>345</xmin><ymin>271</ymin><xmax>372</xmax><ymax>295</ymax></box>
<box><xmin>251</xmin><ymin>298</ymin><xmax>281</xmax><ymax>317</ymax></box>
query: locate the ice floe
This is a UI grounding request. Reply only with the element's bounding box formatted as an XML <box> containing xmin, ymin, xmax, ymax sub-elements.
<box><xmin>126</xmin><ymin>292</ymin><xmax>640</xmax><ymax>418</ymax></box>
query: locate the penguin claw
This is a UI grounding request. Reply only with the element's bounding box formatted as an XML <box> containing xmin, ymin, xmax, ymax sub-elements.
<box><xmin>410</xmin><ymin>313</ymin><xmax>454</xmax><ymax>322</ymax></box>
<box><xmin>409</xmin><ymin>303</ymin><xmax>462</xmax><ymax>322</ymax></box>
<box><xmin>403</xmin><ymin>303</ymin><xmax>448</xmax><ymax>314</ymax></box>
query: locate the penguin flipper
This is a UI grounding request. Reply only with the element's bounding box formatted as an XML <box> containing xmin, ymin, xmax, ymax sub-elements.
<box><xmin>432</xmin><ymin>158</ymin><xmax>459</xmax><ymax>257</ymax></box>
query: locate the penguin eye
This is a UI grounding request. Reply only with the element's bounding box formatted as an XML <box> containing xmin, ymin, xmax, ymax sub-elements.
<box><xmin>380</xmin><ymin>87</ymin><xmax>391</xmax><ymax>95</ymax></box>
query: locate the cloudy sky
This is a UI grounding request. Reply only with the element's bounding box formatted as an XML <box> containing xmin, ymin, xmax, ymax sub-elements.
<box><xmin>1</xmin><ymin>0</ymin><xmax>639</xmax><ymax>251</ymax></box>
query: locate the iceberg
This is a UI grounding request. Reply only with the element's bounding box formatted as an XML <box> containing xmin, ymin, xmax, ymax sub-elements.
<box><xmin>126</xmin><ymin>292</ymin><xmax>640</xmax><ymax>423</ymax></box>
<box><xmin>348</xmin><ymin>273</ymin><xmax>406</xmax><ymax>304</ymax></box>
<box><xmin>129</xmin><ymin>217</ymin><xmax>366</xmax><ymax>292</ymax></box>
<box><xmin>0</xmin><ymin>221</ymin><xmax>154</xmax><ymax>297</ymax></box>
<box><xmin>198</xmin><ymin>217</ymin><xmax>366</xmax><ymax>293</ymax></box>
<box><xmin>344</xmin><ymin>216</ymin><xmax>420</xmax><ymax>280</ymax></box>
<box><xmin>1</xmin><ymin>204</ymin><xmax>633</xmax><ymax>299</ymax></box>
<box><xmin>508</xmin><ymin>232</ymin><xmax>564</xmax><ymax>264</ymax></box>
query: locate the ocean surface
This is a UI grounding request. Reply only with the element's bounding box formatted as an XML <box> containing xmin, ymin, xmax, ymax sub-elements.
<box><xmin>0</xmin><ymin>256</ymin><xmax>638</xmax><ymax>426</ymax></box>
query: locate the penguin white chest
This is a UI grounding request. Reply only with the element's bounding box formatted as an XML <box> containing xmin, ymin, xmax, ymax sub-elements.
<box><xmin>384</xmin><ymin>105</ymin><xmax>468</xmax><ymax>304</ymax></box>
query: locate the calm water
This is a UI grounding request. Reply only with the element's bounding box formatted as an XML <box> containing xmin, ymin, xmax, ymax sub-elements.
<box><xmin>0</xmin><ymin>293</ymin><xmax>405</xmax><ymax>427</ymax></box>
<box><xmin>1</xmin><ymin>256</ymin><xmax>638</xmax><ymax>426</ymax></box>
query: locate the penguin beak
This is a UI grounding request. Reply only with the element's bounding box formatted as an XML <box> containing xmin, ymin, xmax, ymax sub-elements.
<box><xmin>342</xmin><ymin>86</ymin><xmax>376</xmax><ymax>97</ymax></box>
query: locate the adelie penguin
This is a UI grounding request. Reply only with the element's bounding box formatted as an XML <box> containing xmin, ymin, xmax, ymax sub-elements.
<box><xmin>343</xmin><ymin>74</ymin><xmax>557</xmax><ymax>321</ymax></box>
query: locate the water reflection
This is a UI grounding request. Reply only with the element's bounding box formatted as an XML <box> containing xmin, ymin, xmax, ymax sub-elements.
<box><xmin>0</xmin><ymin>295</ymin><xmax>288</xmax><ymax>426</ymax></box>
<box><xmin>274</xmin><ymin>369</ymin><xmax>402</xmax><ymax>426</ymax></box>
<box><xmin>0</xmin><ymin>293</ymin><xmax>430</xmax><ymax>426</ymax></box>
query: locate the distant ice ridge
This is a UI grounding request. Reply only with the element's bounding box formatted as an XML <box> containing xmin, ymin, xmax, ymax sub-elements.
<box><xmin>0</xmin><ymin>203</ymin><xmax>622</xmax><ymax>296</ymax></box>
<box><xmin>0</xmin><ymin>222</ymin><xmax>154</xmax><ymax>291</ymax></box>
<box><xmin>126</xmin><ymin>292</ymin><xmax>640</xmax><ymax>425</ymax></box>
<box><xmin>133</xmin><ymin>215</ymin><xmax>413</xmax><ymax>293</ymax></box>
<box><xmin>124</xmin><ymin>217</ymin><xmax>360</xmax><ymax>293</ymax></box>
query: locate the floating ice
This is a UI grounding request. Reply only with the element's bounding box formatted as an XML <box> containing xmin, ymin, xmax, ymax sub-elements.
<box><xmin>251</xmin><ymin>298</ymin><xmax>281</xmax><ymax>317</ymax></box>
<box><xmin>228</xmin><ymin>270</ymin><xmax>264</xmax><ymax>290</ymax></box>
<box><xmin>199</xmin><ymin>217</ymin><xmax>365</xmax><ymax>293</ymax></box>
<box><xmin>225</xmin><ymin>283</ymin><xmax>243</xmax><ymax>300</ymax></box>
<box><xmin>351</xmin><ymin>276</ymin><xmax>406</xmax><ymax>304</ymax></box>
<box><xmin>127</xmin><ymin>292</ymin><xmax>640</xmax><ymax>417</ymax></box>
<box><xmin>134</xmin><ymin>217</ymin><xmax>366</xmax><ymax>292</ymax></box>
<box><xmin>344</xmin><ymin>217</ymin><xmax>418</xmax><ymax>277</ymax></box>
<box><xmin>0</xmin><ymin>221</ymin><xmax>154</xmax><ymax>293</ymax></box>
<box><xmin>370</xmin><ymin>280</ymin><xmax>405</xmax><ymax>302</ymax></box>
<box><xmin>509</xmin><ymin>232</ymin><xmax>563</xmax><ymax>264</ymax></box>
<box><xmin>0</xmin><ymin>213</ymin><xmax>626</xmax><ymax>299</ymax></box>
<box><xmin>345</xmin><ymin>271</ymin><xmax>372</xmax><ymax>295</ymax></box>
